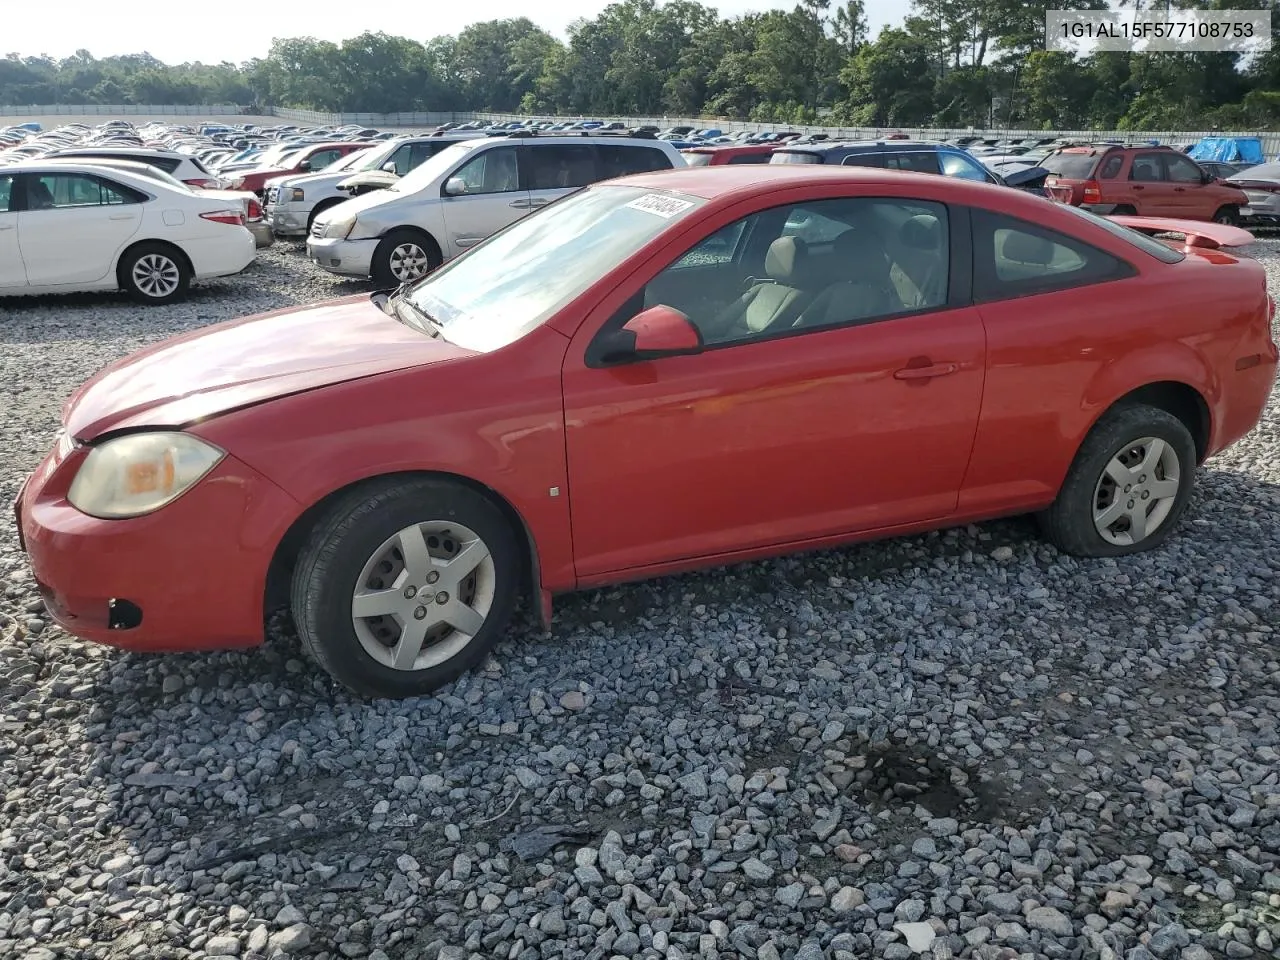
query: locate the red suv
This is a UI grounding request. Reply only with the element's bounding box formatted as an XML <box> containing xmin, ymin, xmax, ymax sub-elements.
<box><xmin>224</xmin><ymin>142</ymin><xmax>374</xmax><ymax>197</ymax></box>
<box><xmin>1042</xmin><ymin>145</ymin><xmax>1249</xmax><ymax>224</ymax></box>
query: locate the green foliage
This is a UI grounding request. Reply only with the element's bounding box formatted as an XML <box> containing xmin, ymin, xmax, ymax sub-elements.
<box><xmin>2</xmin><ymin>0</ymin><xmax>1279</xmax><ymax>129</ymax></box>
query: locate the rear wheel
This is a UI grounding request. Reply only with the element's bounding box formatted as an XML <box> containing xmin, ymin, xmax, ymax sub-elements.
<box><xmin>1212</xmin><ymin>205</ymin><xmax>1240</xmax><ymax>226</ymax></box>
<box><xmin>1038</xmin><ymin>404</ymin><xmax>1196</xmax><ymax>557</ymax></box>
<box><xmin>371</xmin><ymin>229</ymin><xmax>440</xmax><ymax>288</ymax></box>
<box><xmin>119</xmin><ymin>242</ymin><xmax>191</xmax><ymax>305</ymax></box>
<box><xmin>290</xmin><ymin>478</ymin><xmax>521</xmax><ymax>698</ymax></box>
<box><xmin>1112</xmin><ymin>204</ymin><xmax>1137</xmax><ymax>216</ymax></box>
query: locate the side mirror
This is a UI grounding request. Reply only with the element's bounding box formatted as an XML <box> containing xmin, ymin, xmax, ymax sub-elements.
<box><xmin>1202</xmin><ymin>171</ymin><xmax>1216</xmax><ymax>184</ymax></box>
<box><xmin>298</xmin><ymin>159</ymin><xmax>312</xmax><ymax>171</ymax></box>
<box><xmin>598</xmin><ymin>305</ymin><xmax>703</xmax><ymax>364</ymax></box>
<box><xmin>443</xmin><ymin>177</ymin><xmax>468</xmax><ymax>196</ymax></box>
<box><xmin>382</xmin><ymin>162</ymin><xmax>397</xmax><ymax>174</ymax></box>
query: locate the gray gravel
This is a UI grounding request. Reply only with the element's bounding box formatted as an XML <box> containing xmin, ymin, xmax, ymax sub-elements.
<box><xmin>1</xmin><ymin>237</ymin><xmax>1278</xmax><ymax>960</ymax></box>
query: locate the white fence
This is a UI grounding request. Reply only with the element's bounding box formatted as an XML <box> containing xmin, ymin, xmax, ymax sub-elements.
<box><xmin>4</xmin><ymin>104</ymin><xmax>1279</xmax><ymax>155</ymax></box>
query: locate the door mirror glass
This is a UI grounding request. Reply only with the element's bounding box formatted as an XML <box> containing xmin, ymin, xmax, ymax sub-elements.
<box><xmin>298</xmin><ymin>160</ymin><xmax>311</xmax><ymax>171</ymax></box>
<box><xmin>599</xmin><ymin>305</ymin><xmax>703</xmax><ymax>364</ymax></box>
<box><xmin>382</xmin><ymin>162</ymin><xmax>398</xmax><ymax>174</ymax></box>
<box><xmin>443</xmin><ymin>176</ymin><xmax>468</xmax><ymax>196</ymax></box>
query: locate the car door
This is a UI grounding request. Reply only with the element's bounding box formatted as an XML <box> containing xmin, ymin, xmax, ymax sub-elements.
<box><xmin>16</xmin><ymin>172</ymin><xmax>145</xmax><ymax>286</ymax></box>
<box><xmin>523</xmin><ymin>142</ymin><xmax>599</xmax><ymax>211</ymax></box>
<box><xmin>1126</xmin><ymin>152</ymin><xmax>1172</xmax><ymax>214</ymax></box>
<box><xmin>0</xmin><ymin>173</ymin><xmax>25</xmax><ymax>287</ymax></box>
<box><xmin>1161</xmin><ymin>152</ymin><xmax>1215</xmax><ymax>218</ymax></box>
<box><xmin>437</xmin><ymin>144</ymin><xmax>527</xmax><ymax>258</ymax></box>
<box><xmin>560</xmin><ymin>194</ymin><xmax>986</xmax><ymax>579</ymax></box>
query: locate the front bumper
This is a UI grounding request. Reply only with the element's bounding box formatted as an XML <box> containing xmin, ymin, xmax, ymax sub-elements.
<box><xmin>15</xmin><ymin>438</ymin><xmax>300</xmax><ymax>652</ymax></box>
<box><xmin>267</xmin><ymin>202</ymin><xmax>312</xmax><ymax>237</ymax></box>
<box><xmin>306</xmin><ymin>235</ymin><xmax>376</xmax><ymax>278</ymax></box>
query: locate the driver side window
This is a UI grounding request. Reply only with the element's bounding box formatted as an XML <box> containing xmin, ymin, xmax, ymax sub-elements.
<box><xmin>613</xmin><ymin>197</ymin><xmax>951</xmax><ymax>351</ymax></box>
<box><xmin>449</xmin><ymin>146</ymin><xmax>520</xmax><ymax>195</ymax></box>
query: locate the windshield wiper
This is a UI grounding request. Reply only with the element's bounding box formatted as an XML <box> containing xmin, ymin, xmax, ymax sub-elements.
<box><xmin>391</xmin><ymin>291</ymin><xmax>443</xmax><ymax>338</ymax></box>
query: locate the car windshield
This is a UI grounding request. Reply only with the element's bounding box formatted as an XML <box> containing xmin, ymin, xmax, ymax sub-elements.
<box><xmin>1039</xmin><ymin>152</ymin><xmax>1099</xmax><ymax>178</ymax></box>
<box><xmin>406</xmin><ymin>184</ymin><xmax>706</xmax><ymax>351</ymax></box>
<box><xmin>771</xmin><ymin>151</ymin><xmax>822</xmax><ymax>164</ymax></box>
<box><xmin>1056</xmin><ymin>202</ymin><xmax>1186</xmax><ymax>263</ymax></box>
<box><xmin>389</xmin><ymin>142</ymin><xmax>480</xmax><ymax>193</ymax></box>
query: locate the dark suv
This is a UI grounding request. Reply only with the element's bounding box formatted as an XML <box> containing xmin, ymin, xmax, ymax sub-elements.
<box><xmin>1040</xmin><ymin>144</ymin><xmax>1249</xmax><ymax>223</ymax></box>
<box><xmin>769</xmin><ymin>139</ymin><xmax>1048</xmax><ymax>193</ymax></box>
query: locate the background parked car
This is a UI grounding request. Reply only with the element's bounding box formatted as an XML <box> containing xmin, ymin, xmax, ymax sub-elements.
<box><xmin>307</xmin><ymin>132</ymin><xmax>685</xmax><ymax>286</ymax></box>
<box><xmin>41</xmin><ymin>146</ymin><xmax>223</xmax><ymax>188</ymax></box>
<box><xmin>223</xmin><ymin>141</ymin><xmax>375</xmax><ymax>197</ymax></box>
<box><xmin>1224</xmin><ymin>162</ymin><xmax>1280</xmax><ymax>228</ymax></box>
<box><xmin>0</xmin><ymin>160</ymin><xmax>255</xmax><ymax>303</ymax></box>
<box><xmin>34</xmin><ymin>156</ymin><xmax>273</xmax><ymax>248</ymax></box>
<box><xmin>681</xmin><ymin>143</ymin><xmax>778</xmax><ymax>165</ymax></box>
<box><xmin>1040</xmin><ymin>144</ymin><xmax>1249</xmax><ymax>223</ymax></box>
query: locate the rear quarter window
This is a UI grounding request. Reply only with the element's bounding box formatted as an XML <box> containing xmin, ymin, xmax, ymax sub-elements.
<box><xmin>1040</xmin><ymin>152</ymin><xmax>1100</xmax><ymax>179</ymax></box>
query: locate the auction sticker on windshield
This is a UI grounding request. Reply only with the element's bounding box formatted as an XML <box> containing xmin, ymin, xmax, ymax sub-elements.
<box><xmin>625</xmin><ymin>194</ymin><xmax>695</xmax><ymax>218</ymax></box>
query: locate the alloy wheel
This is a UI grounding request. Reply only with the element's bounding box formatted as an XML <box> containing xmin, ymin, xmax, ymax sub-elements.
<box><xmin>1092</xmin><ymin>436</ymin><xmax>1181</xmax><ymax>547</ymax></box>
<box><xmin>132</xmin><ymin>254</ymin><xmax>181</xmax><ymax>299</ymax></box>
<box><xmin>350</xmin><ymin>520</ymin><xmax>496</xmax><ymax>671</ymax></box>
<box><xmin>388</xmin><ymin>243</ymin><xmax>429</xmax><ymax>282</ymax></box>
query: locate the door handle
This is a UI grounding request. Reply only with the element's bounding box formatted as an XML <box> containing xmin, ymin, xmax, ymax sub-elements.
<box><xmin>0</xmin><ymin>223</ymin><xmax>13</xmax><ymax>231</ymax></box>
<box><xmin>1132</xmin><ymin>185</ymin><xmax>1145</xmax><ymax>190</ymax></box>
<box><xmin>894</xmin><ymin>362</ymin><xmax>958</xmax><ymax>381</ymax></box>
<box><xmin>1173</xmin><ymin>187</ymin><xmax>1186</xmax><ymax>192</ymax></box>
<box><xmin>528</xmin><ymin>198</ymin><xmax>550</xmax><ymax>208</ymax></box>
<box><xmin>508</xmin><ymin>199</ymin><xmax>530</xmax><ymax>208</ymax></box>
<box><xmin>109</xmin><ymin>213</ymin><xmax>134</xmax><ymax>220</ymax></box>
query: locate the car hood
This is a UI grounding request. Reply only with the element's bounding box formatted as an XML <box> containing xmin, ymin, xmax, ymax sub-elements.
<box><xmin>63</xmin><ymin>295</ymin><xmax>475</xmax><ymax>441</ymax></box>
<box><xmin>314</xmin><ymin>184</ymin><xmax>402</xmax><ymax>223</ymax></box>
<box><xmin>338</xmin><ymin>170</ymin><xmax>398</xmax><ymax>189</ymax></box>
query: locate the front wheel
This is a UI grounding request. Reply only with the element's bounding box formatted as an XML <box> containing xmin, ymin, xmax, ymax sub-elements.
<box><xmin>290</xmin><ymin>478</ymin><xmax>521</xmax><ymax>698</ymax></box>
<box><xmin>1212</xmin><ymin>206</ymin><xmax>1240</xmax><ymax>226</ymax></box>
<box><xmin>371</xmin><ymin>229</ymin><xmax>440</xmax><ymax>288</ymax></box>
<box><xmin>119</xmin><ymin>243</ymin><xmax>191</xmax><ymax>304</ymax></box>
<box><xmin>1038</xmin><ymin>404</ymin><xmax>1197</xmax><ymax>557</ymax></box>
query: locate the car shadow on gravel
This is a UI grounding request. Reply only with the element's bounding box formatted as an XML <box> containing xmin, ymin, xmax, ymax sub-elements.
<box><xmin>7</xmin><ymin>466</ymin><xmax>1278</xmax><ymax>950</ymax></box>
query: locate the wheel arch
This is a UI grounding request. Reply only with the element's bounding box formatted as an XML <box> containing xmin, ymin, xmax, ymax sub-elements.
<box><xmin>114</xmin><ymin>238</ymin><xmax>193</xmax><ymax>289</ymax></box>
<box><xmin>1084</xmin><ymin>380</ymin><xmax>1212</xmax><ymax>465</ymax></box>
<box><xmin>263</xmin><ymin>469</ymin><xmax>545</xmax><ymax>628</ymax></box>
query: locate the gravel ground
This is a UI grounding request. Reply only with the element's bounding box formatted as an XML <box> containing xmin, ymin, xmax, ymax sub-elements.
<box><xmin>1</xmin><ymin>237</ymin><xmax>1278</xmax><ymax>960</ymax></box>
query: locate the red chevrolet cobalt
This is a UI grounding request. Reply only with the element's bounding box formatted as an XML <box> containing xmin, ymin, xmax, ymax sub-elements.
<box><xmin>15</xmin><ymin>166</ymin><xmax>1278</xmax><ymax>698</ymax></box>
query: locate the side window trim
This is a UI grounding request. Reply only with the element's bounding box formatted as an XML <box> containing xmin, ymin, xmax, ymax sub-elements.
<box><xmin>968</xmin><ymin>205</ymin><xmax>1137</xmax><ymax>304</ymax></box>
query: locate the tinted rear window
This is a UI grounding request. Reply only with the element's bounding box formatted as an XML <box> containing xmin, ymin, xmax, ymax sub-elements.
<box><xmin>728</xmin><ymin>153</ymin><xmax>771</xmax><ymax>164</ymax></box>
<box><xmin>1040</xmin><ymin>152</ymin><xmax>1100</xmax><ymax>179</ymax></box>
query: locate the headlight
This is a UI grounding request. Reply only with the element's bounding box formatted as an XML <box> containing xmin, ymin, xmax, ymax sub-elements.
<box><xmin>67</xmin><ymin>432</ymin><xmax>225</xmax><ymax>519</ymax></box>
<box><xmin>288</xmin><ymin>187</ymin><xmax>305</xmax><ymax>202</ymax></box>
<box><xmin>324</xmin><ymin>216</ymin><xmax>357</xmax><ymax>239</ymax></box>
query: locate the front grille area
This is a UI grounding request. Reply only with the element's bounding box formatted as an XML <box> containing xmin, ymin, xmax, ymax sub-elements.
<box><xmin>310</xmin><ymin>219</ymin><xmax>325</xmax><ymax>239</ymax></box>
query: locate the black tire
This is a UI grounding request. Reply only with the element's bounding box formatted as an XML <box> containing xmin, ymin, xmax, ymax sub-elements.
<box><xmin>1212</xmin><ymin>205</ymin><xmax>1240</xmax><ymax>226</ymax></box>
<box><xmin>290</xmin><ymin>477</ymin><xmax>520</xmax><ymax>698</ymax></box>
<box><xmin>1038</xmin><ymin>404</ymin><xmax>1197</xmax><ymax>558</ymax></box>
<box><xmin>371</xmin><ymin>228</ymin><xmax>440</xmax><ymax>288</ymax></box>
<box><xmin>1112</xmin><ymin>205</ymin><xmax>1137</xmax><ymax>216</ymax></box>
<box><xmin>306</xmin><ymin>199</ymin><xmax>343</xmax><ymax>235</ymax></box>
<box><xmin>119</xmin><ymin>242</ymin><xmax>191</xmax><ymax>305</ymax></box>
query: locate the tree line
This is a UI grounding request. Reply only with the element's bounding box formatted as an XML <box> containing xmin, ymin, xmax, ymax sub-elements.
<box><xmin>4</xmin><ymin>0</ymin><xmax>1280</xmax><ymax>130</ymax></box>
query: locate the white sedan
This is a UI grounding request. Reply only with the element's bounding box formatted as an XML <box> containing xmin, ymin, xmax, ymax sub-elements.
<box><xmin>0</xmin><ymin>160</ymin><xmax>256</xmax><ymax>304</ymax></box>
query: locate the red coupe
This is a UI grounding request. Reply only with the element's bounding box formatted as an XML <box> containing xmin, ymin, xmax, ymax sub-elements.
<box><xmin>15</xmin><ymin>166</ymin><xmax>1278</xmax><ymax>698</ymax></box>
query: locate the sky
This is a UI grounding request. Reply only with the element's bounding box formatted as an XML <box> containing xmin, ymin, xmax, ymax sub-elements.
<box><xmin>5</xmin><ymin>0</ymin><xmax>905</xmax><ymax>65</ymax></box>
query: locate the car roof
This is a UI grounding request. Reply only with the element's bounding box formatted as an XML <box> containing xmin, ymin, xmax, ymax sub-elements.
<box><xmin>52</xmin><ymin>146</ymin><xmax>189</xmax><ymax>158</ymax></box>
<box><xmin>612</xmin><ymin>163</ymin><xmax>1019</xmax><ymax>205</ymax></box>
<box><xmin>777</xmin><ymin>139</ymin><xmax>955</xmax><ymax>154</ymax></box>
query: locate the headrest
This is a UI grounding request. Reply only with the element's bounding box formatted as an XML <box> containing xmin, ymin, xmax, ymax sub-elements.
<box><xmin>900</xmin><ymin>214</ymin><xmax>942</xmax><ymax>250</ymax></box>
<box><xmin>833</xmin><ymin>228</ymin><xmax>890</xmax><ymax>281</ymax></box>
<box><xmin>765</xmin><ymin>235</ymin><xmax>808</xmax><ymax>283</ymax></box>
<box><xmin>1000</xmin><ymin>230</ymin><xmax>1056</xmax><ymax>265</ymax></box>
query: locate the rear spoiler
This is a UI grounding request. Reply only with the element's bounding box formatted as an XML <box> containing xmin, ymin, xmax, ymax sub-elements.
<box><xmin>1108</xmin><ymin>215</ymin><xmax>1255</xmax><ymax>250</ymax></box>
